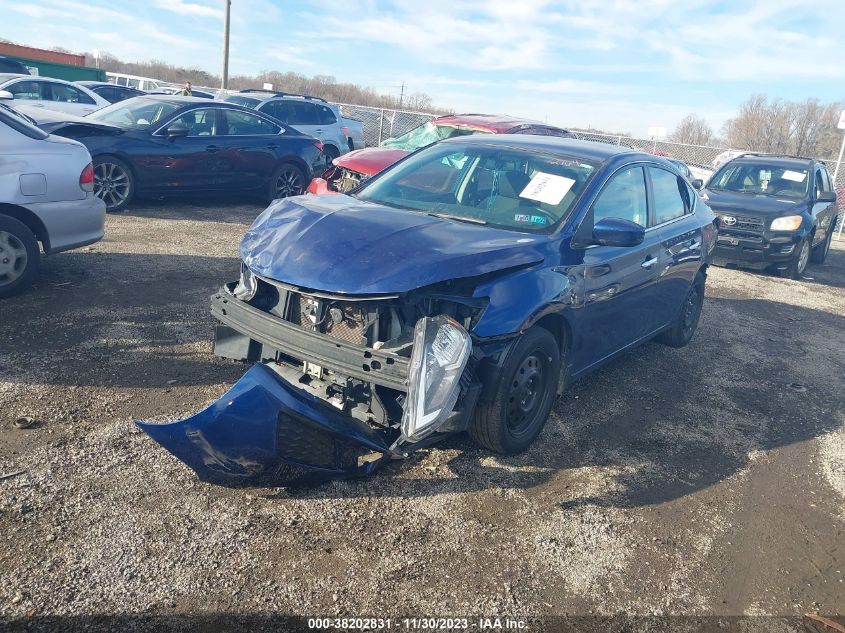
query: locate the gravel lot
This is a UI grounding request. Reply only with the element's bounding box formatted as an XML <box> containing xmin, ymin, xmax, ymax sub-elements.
<box><xmin>1</xmin><ymin>200</ymin><xmax>843</xmax><ymax>632</ymax></box>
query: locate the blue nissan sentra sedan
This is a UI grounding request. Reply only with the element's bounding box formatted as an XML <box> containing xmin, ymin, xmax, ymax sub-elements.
<box><xmin>138</xmin><ymin>135</ymin><xmax>717</xmax><ymax>486</ymax></box>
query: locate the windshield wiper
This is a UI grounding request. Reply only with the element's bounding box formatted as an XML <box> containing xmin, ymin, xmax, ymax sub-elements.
<box><xmin>426</xmin><ymin>212</ymin><xmax>487</xmax><ymax>225</ymax></box>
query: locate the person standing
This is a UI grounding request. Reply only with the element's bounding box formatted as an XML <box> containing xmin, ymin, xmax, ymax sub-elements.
<box><xmin>180</xmin><ymin>81</ymin><xmax>192</xmax><ymax>96</ymax></box>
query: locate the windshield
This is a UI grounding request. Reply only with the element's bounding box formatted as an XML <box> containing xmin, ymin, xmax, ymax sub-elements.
<box><xmin>382</xmin><ymin>121</ymin><xmax>487</xmax><ymax>151</ymax></box>
<box><xmin>708</xmin><ymin>162</ymin><xmax>809</xmax><ymax>199</ymax></box>
<box><xmin>356</xmin><ymin>142</ymin><xmax>596</xmax><ymax>232</ymax></box>
<box><xmin>87</xmin><ymin>97</ymin><xmax>182</xmax><ymax>130</ymax></box>
<box><xmin>222</xmin><ymin>95</ymin><xmax>261</xmax><ymax>108</ymax></box>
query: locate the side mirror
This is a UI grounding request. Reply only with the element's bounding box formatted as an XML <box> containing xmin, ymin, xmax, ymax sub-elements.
<box><xmin>691</xmin><ymin>178</ymin><xmax>704</xmax><ymax>190</ymax></box>
<box><xmin>0</xmin><ymin>90</ymin><xmax>14</xmax><ymax>101</ymax></box>
<box><xmin>165</xmin><ymin>122</ymin><xmax>189</xmax><ymax>138</ymax></box>
<box><xmin>817</xmin><ymin>191</ymin><xmax>837</xmax><ymax>203</ymax></box>
<box><xmin>592</xmin><ymin>217</ymin><xmax>645</xmax><ymax>247</ymax></box>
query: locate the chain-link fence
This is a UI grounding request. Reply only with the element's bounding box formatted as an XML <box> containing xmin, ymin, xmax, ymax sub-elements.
<box><xmin>336</xmin><ymin>103</ymin><xmax>434</xmax><ymax>147</ymax></box>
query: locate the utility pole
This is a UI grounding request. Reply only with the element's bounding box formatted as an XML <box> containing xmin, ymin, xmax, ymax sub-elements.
<box><xmin>221</xmin><ymin>0</ymin><xmax>231</xmax><ymax>90</ymax></box>
<box><xmin>399</xmin><ymin>81</ymin><xmax>405</xmax><ymax>109</ymax></box>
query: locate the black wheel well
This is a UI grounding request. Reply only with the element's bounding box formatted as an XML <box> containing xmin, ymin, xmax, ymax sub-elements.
<box><xmin>533</xmin><ymin>312</ymin><xmax>571</xmax><ymax>358</ymax></box>
<box><xmin>0</xmin><ymin>203</ymin><xmax>50</xmax><ymax>251</ymax></box>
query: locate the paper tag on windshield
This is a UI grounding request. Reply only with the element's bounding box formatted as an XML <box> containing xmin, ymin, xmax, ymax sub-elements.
<box><xmin>781</xmin><ymin>170</ymin><xmax>806</xmax><ymax>183</ymax></box>
<box><xmin>519</xmin><ymin>172</ymin><xmax>576</xmax><ymax>206</ymax></box>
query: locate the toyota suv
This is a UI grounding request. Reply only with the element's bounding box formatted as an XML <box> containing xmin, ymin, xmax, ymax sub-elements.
<box><xmin>221</xmin><ymin>90</ymin><xmax>351</xmax><ymax>161</ymax></box>
<box><xmin>703</xmin><ymin>154</ymin><xmax>838</xmax><ymax>278</ymax></box>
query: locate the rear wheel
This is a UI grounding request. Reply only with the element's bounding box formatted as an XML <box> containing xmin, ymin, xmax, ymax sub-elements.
<box><xmin>93</xmin><ymin>156</ymin><xmax>134</xmax><ymax>213</ymax></box>
<box><xmin>268</xmin><ymin>163</ymin><xmax>305</xmax><ymax>202</ymax></box>
<box><xmin>0</xmin><ymin>215</ymin><xmax>40</xmax><ymax>298</ymax></box>
<box><xmin>469</xmin><ymin>327</ymin><xmax>561</xmax><ymax>454</ymax></box>
<box><xmin>656</xmin><ymin>271</ymin><xmax>705</xmax><ymax>348</ymax></box>
<box><xmin>323</xmin><ymin>145</ymin><xmax>340</xmax><ymax>164</ymax></box>
<box><xmin>810</xmin><ymin>229</ymin><xmax>832</xmax><ymax>264</ymax></box>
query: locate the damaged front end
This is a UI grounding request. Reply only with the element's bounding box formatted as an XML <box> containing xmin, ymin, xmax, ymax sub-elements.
<box><xmin>137</xmin><ymin>271</ymin><xmax>486</xmax><ymax>487</ymax></box>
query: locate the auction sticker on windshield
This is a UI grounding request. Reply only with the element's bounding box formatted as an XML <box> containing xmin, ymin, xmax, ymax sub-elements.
<box><xmin>782</xmin><ymin>170</ymin><xmax>807</xmax><ymax>182</ymax></box>
<box><xmin>520</xmin><ymin>172</ymin><xmax>575</xmax><ymax>205</ymax></box>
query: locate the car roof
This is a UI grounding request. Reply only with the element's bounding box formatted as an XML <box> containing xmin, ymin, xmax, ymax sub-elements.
<box><xmin>441</xmin><ymin>133</ymin><xmax>633</xmax><ymax>162</ymax></box>
<box><xmin>134</xmin><ymin>94</ymin><xmax>217</xmax><ymax>105</ymax></box>
<box><xmin>432</xmin><ymin>113</ymin><xmax>564</xmax><ymax>133</ymax></box>
<box><xmin>0</xmin><ymin>73</ymin><xmax>28</xmax><ymax>83</ymax></box>
<box><xmin>78</xmin><ymin>81</ymin><xmax>137</xmax><ymax>89</ymax></box>
<box><xmin>728</xmin><ymin>154</ymin><xmax>816</xmax><ymax>169</ymax></box>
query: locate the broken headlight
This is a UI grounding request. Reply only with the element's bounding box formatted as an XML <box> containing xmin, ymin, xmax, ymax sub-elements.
<box><xmin>401</xmin><ymin>315</ymin><xmax>472</xmax><ymax>443</ymax></box>
<box><xmin>233</xmin><ymin>263</ymin><xmax>257</xmax><ymax>301</ymax></box>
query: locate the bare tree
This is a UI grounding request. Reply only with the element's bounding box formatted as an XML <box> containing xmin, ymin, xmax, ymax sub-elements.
<box><xmin>669</xmin><ymin>114</ymin><xmax>714</xmax><ymax>146</ymax></box>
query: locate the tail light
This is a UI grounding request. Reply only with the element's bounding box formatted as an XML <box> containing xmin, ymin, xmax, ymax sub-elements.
<box><xmin>341</xmin><ymin>125</ymin><xmax>350</xmax><ymax>137</ymax></box>
<box><xmin>79</xmin><ymin>162</ymin><xmax>94</xmax><ymax>192</ymax></box>
<box><xmin>311</xmin><ymin>140</ymin><xmax>324</xmax><ymax>153</ymax></box>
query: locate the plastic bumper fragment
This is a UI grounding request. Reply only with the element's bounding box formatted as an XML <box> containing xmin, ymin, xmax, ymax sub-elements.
<box><xmin>136</xmin><ymin>364</ymin><xmax>392</xmax><ymax>487</ymax></box>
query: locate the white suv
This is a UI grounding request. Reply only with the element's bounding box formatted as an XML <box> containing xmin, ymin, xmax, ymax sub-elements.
<box><xmin>221</xmin><ymin>90</ymin><xmax>350</xmax><ymax>160</ymax></box>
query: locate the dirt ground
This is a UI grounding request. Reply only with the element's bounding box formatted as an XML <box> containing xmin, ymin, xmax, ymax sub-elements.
<box><xmin>1</xmin><ymin>201</ymin><xmax>843</xmax><ymax>632</ymax></box>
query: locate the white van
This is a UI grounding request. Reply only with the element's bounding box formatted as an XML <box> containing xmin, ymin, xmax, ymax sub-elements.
<box><xmin>105</xmin><ymin>72</ymin><xmax>171</xmax><ymax>92</ymax></box>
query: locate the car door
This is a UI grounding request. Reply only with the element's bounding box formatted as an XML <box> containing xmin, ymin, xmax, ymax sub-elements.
<box><xmin>213</xmin><ymin>108</ymin><xmax>284</xmax><ymax>191</ymax></box>
<box><xmin>574</xmin><ymin>164</ymin><xmax>663</xmax><ymax>370</ymax></box>
<box><xmin>143</xmin><ymin>107</ymin><xmax>228</xmax><ymax>191</ymax></box>
<box><xmin>811</xmin><ymin>165</ymin><xmax>836</xmax><ymax>245</ymax></box>
<box><xmin>43</xmin><ymin>82</ymin><xmax>101</xmax><ymax>116</ymax></box>
<box><xmin>646</xmin><ymin>164</ymin><xmax>704</xmax><ymax>326</ymax></box>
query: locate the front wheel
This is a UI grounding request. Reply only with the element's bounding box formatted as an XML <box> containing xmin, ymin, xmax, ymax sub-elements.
<box><xmin>0</xmin><ymin>215</ymin><xmax>40</xmax><ymax>299</ymax></box>
<box><xmin>93</xmin><ymin>156</ymin><xmax>134</xmax><ymax>213</ymax></box>
<box><xmin>656</xmin><ymin>271</ymin><xmax>705</xmax><ymax>348</ymax></box>
<box><xmin>783</xmin><ymin>237</ymin><xmax>811</xmax><ymax>279</ymax></box>
<box><xmin>810</xmin><ymin>229</ymin><xmax>832</xmax><ymax>264</ymax></box>
<box><xmin>469</xmin><ymin>326</ymin><xmax>561</xmax><ymax>454</ymax></box>
<box><xmin>268</xmin><ymin>163</ymin><xmax>306</xmax><ymax>202</ymax></box>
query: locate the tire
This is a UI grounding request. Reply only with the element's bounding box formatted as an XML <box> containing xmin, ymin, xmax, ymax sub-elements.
<box><xmin>782</xmin><ymin>236</ymin><xmax>811</xmax><ymax>279</ymax></box>
<box><xmin>323</xmin><ymin>145</ymin><xmax>340</xmax><ymax>163</ymax></box>
<box><xmin>93</xmin><ymin>156</ymin><xmax>134</xmax><ymax>213</ymax></box>
<box><xmin>0</xmin><ymin>215</ymin><xmax>40</xmax><ymax>299</ymax></box>
<box><xmin>810</xmin><ymin>229</ymin><xmax>832</xmax><ymax>265</ymax></box>
<box><xmin>469</xmin><ymin>326</ymin><xmax>561</xmax><ymax>454</ymax></box>
<box><xmin>267</xmin><ymin>163</ymin><xmax>306</xmax><ymax>202</ymax></box>
<box><xmin>656</xmin><ymin>271</ymin><xmax>705</xmax><ymax>348</ymax></box>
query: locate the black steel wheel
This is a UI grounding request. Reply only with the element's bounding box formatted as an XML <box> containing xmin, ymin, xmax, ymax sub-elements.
<box><xmin>470</xmin><ymin>326</ymin><xmax>561</xmax><ymax>454</ymax></box>
<box><xmin>656</xmin><ymin>271</ymin><xmax>705</xmax><ymax>348</ymax></box>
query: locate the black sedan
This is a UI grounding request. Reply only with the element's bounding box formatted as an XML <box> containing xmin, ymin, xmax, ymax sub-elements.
<box><xmin>76</xmin><ymin>81</ymin><xmax>146</xmax><ymax>104</ymax></box>
<box><xmin>26</xmin><ymin>96</ymin><xmax>325</xmax><ymax>212</ymax></box>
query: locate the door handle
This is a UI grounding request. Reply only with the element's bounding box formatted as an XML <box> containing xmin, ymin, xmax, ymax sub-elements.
<box><xmin>314</xmin><ymin>129</ymin><xmax>323</xmax><ymax>133</ymax></box>
<box><xmin>641</xmin><ymin>256</ymin><xmax>658</xmax><ymax>268</ymax></box>
<box><xmin>266</xmin><ymin>144</ymin><xmax>278</xmax><ymax>149</ymax></box>
<box><xmin>206</xmin><ymin>145</ymin><xmax>221</xmax><ymax>153</ymax></box>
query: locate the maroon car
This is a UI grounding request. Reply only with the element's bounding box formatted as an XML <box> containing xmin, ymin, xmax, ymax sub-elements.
<box><xmin>308</xmin><ymin>113</ymin><xmax>577</xmax><ymax>194</ymax></box>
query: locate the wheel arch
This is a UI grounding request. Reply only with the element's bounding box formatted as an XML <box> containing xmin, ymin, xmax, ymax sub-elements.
<box><xmin>0</xmin><ymin>203</ymin><xmax>50</xmax><ymax>251</ymax></box>
<box><xmin>529</xmin><ymin>310</ymin><xmax>573</xmax><ymax>395</ymax></box>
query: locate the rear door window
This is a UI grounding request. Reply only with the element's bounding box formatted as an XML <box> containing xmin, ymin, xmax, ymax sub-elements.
<box><xmin>316</xmin><ymin>104</ymin><xmax>337</xmax><ymax>125</ymax></box>
<box><xmin>48</xmin><ymin>82</ymin><xmax>96</xmax><ymax>105</ymax></box>
<box><xmin>287</xmin><ymin>102</ymin><xmax>318</xmax><ymax>126</ymax></box>
<box><xmin>220</xmin><ymin>109</ymin><xmax>280</xmax><ymax>136</ymax></box>
<box><xmin>648</xmin><ymin>166</ymin><xmax>686</xmax><ymax>226</ymax></box>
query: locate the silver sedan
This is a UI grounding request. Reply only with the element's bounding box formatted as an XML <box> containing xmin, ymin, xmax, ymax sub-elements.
<box><xmin>0</xmin><ymin>103</ymin><xmax>105</xmax><ymax>297</ymax></box>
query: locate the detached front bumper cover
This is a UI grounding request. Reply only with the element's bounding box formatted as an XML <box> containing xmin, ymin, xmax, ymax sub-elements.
<box><xmin>136</xmin><ymin>364</ymin><xmax>393</xmax><ymax>487</ymax></box>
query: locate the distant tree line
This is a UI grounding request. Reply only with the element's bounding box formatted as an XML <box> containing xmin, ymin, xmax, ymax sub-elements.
<box><xmin>77</xmin><ymin>50</ymin><xmax>447</xmax><ymax>113</ymax></box>
<box><xmin>670</xmin><ymin>96</ymin><xmax>844</xmax><ymax>158</ymax></box>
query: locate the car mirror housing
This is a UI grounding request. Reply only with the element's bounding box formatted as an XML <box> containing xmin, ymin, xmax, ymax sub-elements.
<box><xmin>0</xmin><ymin>90</ymin><xmax>14</xmax><ymax>101</ymax></box>
<box><xmin>166</xmin><ymin>122</ymin><xmax>190</xmax><ymax>138</ymax></box>
<box><xmin>817</xmin><ymin>191</ymin><xmax>837</xmax><ymax>203</ymax></box>
<box><xmin>591</xmin><ymin>217</ymin><xmax>646</xmax><ymax>248</ymax></box>
<box><xmin>691</xmin><ymin>178</ymin><xmax>704</xmax><ymax>190</ymax></box>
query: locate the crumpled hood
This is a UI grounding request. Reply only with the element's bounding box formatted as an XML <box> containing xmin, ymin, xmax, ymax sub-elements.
<box><xmin>333</xmin><ymin>147</ymin><xmax>408</xmax><ymax>176</ymax></box>
<box><xmin>240</xmin><ymin>194</ymin><xmax>547</xmax><ymax>295</ymax></box>
<box><xmin>703</xmin><ymin>189</ymin><xmax>807</xmax><ymax>216</ymax></box>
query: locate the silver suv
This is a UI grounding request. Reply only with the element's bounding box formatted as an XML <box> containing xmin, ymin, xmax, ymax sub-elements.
<box><xmin>221</xmin><ymin>90</ymin><xmax>350</xmax><ymax>160</ymax></box>
<box><xmin>0</xmin><ymin>104</ymin><xmax>105</xmax><ymax>297</ymax></box>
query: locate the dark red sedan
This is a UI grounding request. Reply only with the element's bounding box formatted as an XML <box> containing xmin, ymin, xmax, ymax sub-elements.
<box><xmin>308</xmin><ymin>113</ymin><xmax>577</xmax><ymax>194</ymax></box>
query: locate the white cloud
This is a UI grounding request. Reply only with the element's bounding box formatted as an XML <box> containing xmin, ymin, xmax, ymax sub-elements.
<box><xmin>151</xmin><ymin>0</ymin><xmax>222</xmax><ymax>19</ymax></box>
